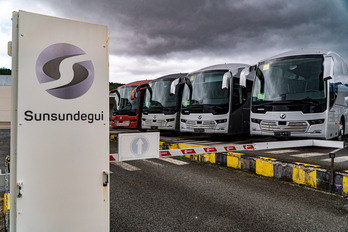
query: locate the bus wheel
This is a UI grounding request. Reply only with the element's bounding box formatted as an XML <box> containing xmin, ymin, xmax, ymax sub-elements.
<box><xmin>337</xmin><ymin>119</ymin><xmax>345</xmax><ymax>141</ymax></box>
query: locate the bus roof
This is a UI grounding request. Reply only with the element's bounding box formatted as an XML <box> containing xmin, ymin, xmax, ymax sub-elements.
<box><xmin>150</xmin><ymin>73</ymin><xmax>188</xmax><ymax>82</ymax></box>
<box><xmin>119</xmin><ymin>79</ymin><xmax>150</xmax><ymax>88</ymax></box>
<box><xmin>191</xmin><ymin>63</ymin><xmax>250</xmax><ymax>74</ymax></box>
<box><xmin>259</xmin><ymin>49</ymin><xmax>336</xmax><ymax>62</ymax></box>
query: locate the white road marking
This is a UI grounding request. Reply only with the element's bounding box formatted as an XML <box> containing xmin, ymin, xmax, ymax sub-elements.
<box><xmin>112</xmin><ymin>162</ymin><xmax>141</xmax><ymax>171</ymax></box>
<box><xmin>291</xmin><ymin>152</ymin><xmax>327</xmax><ymax>158</ymax></box>
<box><xmin>142</xmin><ymin>159</ymin><xmax>164</xmax><ymax>167</ymax></box>
<box><xmin>321</xmin><ymin>156</ymin><xmax>348</xmax><ymax>163</ymax></box>
<box><xmin>158</xmin><ymin>157</ymin><xmax>189</xmax><ymax>165</ymax></box>
<box><xmin>266</xmin><ymin>149</ymin><xmax>300</xmax><ymax>154</ymax></box>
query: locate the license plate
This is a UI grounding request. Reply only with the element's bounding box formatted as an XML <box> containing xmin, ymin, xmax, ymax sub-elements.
<box><xmin>274</xmin><ymin>131</ymin><xmax>290</xmax><ymax>137</ymax></box>
<box><xmin>194</xmin><ymin>128</ymin><xmax>205</xmax><ymax>133</ymax></box>
<box><xmin>116</xmin><ymin>121</ymin><xmax>130</xmax><ymax>126</ymax></box>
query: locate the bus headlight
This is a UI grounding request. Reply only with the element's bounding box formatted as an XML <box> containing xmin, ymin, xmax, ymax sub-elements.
<box><xmin>215</xmin><ymin>119</ymin><xmax>227</xmax><ymax>124</ymax></box>
<box><xmin>251</xmin><ymin>118</ymin><xmax>262</xmax><ymax>124</ymax></box>
<box><xmin>308</xmin><ymin>119</ymin><xmax>325</xmax><ymax>125</ymax></box>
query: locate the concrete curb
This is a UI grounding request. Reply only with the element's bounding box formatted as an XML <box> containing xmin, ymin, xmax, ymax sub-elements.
<box><xmin>160</xmin><ymin>141</ymin><xmax>348</xmax><ymax>196</ymax></box>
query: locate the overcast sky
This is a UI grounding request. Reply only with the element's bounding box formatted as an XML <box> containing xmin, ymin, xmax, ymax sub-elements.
<box><xmin>1</xmin><ymin>0</ymin><xmax>348</xmax><ymax>83</ymax></box>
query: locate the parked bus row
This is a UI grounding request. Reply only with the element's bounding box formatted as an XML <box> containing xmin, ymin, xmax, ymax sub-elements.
<box><xmin>111</xmin><ymin>49</ymin><xmax>348</xmax><ymax>140</ymax></box>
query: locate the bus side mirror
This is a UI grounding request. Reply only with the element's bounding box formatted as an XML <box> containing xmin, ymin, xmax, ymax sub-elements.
<box><xmin>240</xmin><ymin>65</ymin><xmax>256</xmax><ymax>87</ymax></box>
<box><xmin>240</xmin><ymin>67</ymin><xmax>250</xmax><ymax>88</ymax></box>
<box><xmin>170</xmin><ymin>78</ymin><xmax>180</xmax><ymax>95</ymax></box>
<box><xmin>222</xmin><ymin>71</ymin><xmax>232</xmax><ymax>89</ymax></box>
<box><xmin>131</xmin><ymin>88</ymin><xmax>137</xmax><ymax>100</ymax></box>
<box><xmin>323</xmin><ymin>56</ymin><xmax>334</xmax><ymax>81</ymax></box>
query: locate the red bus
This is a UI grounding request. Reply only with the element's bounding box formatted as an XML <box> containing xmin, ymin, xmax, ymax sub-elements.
<box><xmin>111</xmin><ymin>80</ymin><xmax>150</xmax><ymax>129</ymax></box>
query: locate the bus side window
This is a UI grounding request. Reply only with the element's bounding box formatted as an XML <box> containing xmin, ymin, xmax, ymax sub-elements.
<box><xmin>232</xmin><ymin>78</ymin><xmax>248</xmax><ymax>111</ymax></box>
<box><xmin>329</xmin><ymin>79</ymin><xmax>337</xmax><ymax>108</ymax></box>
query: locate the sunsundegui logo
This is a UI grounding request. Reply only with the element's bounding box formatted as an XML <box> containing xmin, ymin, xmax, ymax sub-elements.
<box><xmin>36</xmin><ymin>43</ymin><xmax>94</xmax><ymax>99</ymax></box>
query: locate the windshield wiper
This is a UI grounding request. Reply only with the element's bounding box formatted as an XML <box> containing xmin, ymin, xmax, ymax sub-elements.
<box><xmin>252</xmin><ymin>101</ymin><xmax>277</xmax><ymax>107</ymax></box>
<box><xmin>183</xmin><ymin>103</ymin><xmax>203</xmax><ymax>109</ymax></box>
<box><xmin>150</xmin><ymin>100</ymin><xmax>164</xmax><ymax>108</ymax></box>
<box><xmin>254</xmin><ymin>99</ymin><xmax>320</xmax><ymax>107</ymax></box>
<box><xmin>190</xmin><ymin>99</ymin><xmax>200</xmax><ymax>105</ymax></box>
<box><xmin>300</xmin><ymin>97</ymin><xmax>320</xmax><ymax>106</ymax></box>
<box><xmin>253</xmin><ymin>100</ymin><xmax>305</xmax><ymax>107</ymax></box>
<box><xmin>204</xmin><ymin>104</ymin><xmax>227</xmax><ymax>110</ymax></box>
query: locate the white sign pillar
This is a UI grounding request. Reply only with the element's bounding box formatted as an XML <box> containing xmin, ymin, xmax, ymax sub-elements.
<box><xmin>10</xmin><ymin>11</ymin><xmax>109</xmax><ymax>232</ymax></box>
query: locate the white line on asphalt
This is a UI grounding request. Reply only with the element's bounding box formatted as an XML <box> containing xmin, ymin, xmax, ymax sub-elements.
<box><xmin>265</xmin><ymin>149</ymin><xmax>300</xmax><ymax>154</ymax></box>
<box><xmin>321</xmin><ymin>156</ymin><xmax>348</xmax><ymax>163</ymax></box>
<box><xmin>291</xmin><ymin>152</ymin><xmax>327</xmax><ymax>158</ymax></box>
<box><xmin>112</xmin><ymin>162</ymin><xmax>141</xmax><ymax>171</ymax></box>
<box><xmin>158</xmin><ymin>157</ymin><xmax>189</xmax><ymax>165</ymax></box>
<box><xmin>142</xmin><ymin>159</ymin><xmax>164</xmax><ymax>167</ymax></box>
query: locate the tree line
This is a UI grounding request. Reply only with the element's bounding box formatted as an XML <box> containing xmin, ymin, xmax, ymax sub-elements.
<box><xmin>0</xmin><ymin>68</ymin><xmax>11</xmax><ymax>75</ymax></box>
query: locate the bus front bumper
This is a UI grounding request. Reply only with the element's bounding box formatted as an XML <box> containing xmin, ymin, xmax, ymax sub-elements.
<box><xmin>250</xmin><ymin>121</ymin><xmax>326</xmax><ymax>138</ymax></box>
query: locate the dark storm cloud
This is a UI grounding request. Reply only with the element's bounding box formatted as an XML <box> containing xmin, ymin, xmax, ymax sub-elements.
<box><xmin>47</xmin><ymin>0</ymin><xmax>348</xmax><ymax>61</ymax></box>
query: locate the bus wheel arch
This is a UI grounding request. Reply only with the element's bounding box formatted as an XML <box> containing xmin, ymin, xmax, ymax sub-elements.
<box><xmin>337</xmin><ymin>116</ymin><xmax>345</xmax><ymax>141</ymax></box>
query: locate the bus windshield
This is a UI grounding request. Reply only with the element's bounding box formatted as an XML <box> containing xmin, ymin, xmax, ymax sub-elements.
<box><xmin>114</xmin><ymin>86</ymin><xmax>139</xmax><ymax>116</ymax></box>
<box><xmin>144</xmin><ymin>80</ymin><xmax>178</xmax><ymax>113</ymax></box>
<box><xmin>252</xmin><ymin>55</ymin><xmax>327</xmax><ymax>113</ymax></box>
<box><xmin>182</xmin><ymin>70</ymin><xmax>229</xmax><ymax>114</ymax></box>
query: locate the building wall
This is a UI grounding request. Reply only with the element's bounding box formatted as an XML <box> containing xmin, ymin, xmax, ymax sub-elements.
<box><xmin>0</xmin><ymin>129</ymin><xmax>10</xmax><ymax>173</ymax></box>
<box><xmin>0</xmin><ymin>86</ymin><xmax>11</xmax><ymax>129</ymax></box>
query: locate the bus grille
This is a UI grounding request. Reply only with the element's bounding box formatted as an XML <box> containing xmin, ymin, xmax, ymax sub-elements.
<box><xmin>261</xmin><ymin>121</ymin><xmax>308</xmax><ymax>132</ymax></box>
<box><xmin>143</xmin><ymin>119</ymin><xmax>166</xmax><ymax>127</ymax></box>
<box><xmin>186</xmin><ymin>120</ymin><xmax>216</xmax><ymax>129</ymax></box>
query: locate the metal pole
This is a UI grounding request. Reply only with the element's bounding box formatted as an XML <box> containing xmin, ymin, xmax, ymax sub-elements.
<box><xmin>329</xmin><ymin>152</ymin><xmax>335</xmax><ymax>193</ymax></box>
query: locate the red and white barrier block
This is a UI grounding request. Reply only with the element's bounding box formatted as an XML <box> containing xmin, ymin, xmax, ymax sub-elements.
<box><xmin>110</xmin><ymin>139</ymin><xmax>344</xmax><ymax>162</ymax></box>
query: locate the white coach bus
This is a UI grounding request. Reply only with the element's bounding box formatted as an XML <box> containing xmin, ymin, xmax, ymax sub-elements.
<box><xmin>175</xmin><ymin>63</ymin><xmax>254</xmax><ymax>135</ymax></box>
<box><xmin>240</xmin><ymin>49</ymin><xmax>348</xmax><ymax>140</ymax></box>
<box><xmin>141</xmin><ymin>73</ymin><xmax>187</xmax><ymax>131</ymax></box>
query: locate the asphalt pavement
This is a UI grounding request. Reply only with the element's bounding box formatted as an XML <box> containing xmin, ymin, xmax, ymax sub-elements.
<box><xmin>109</xmin><ymin>156</ymin><xmax>348</xmax><ymax>231</ymax></box>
